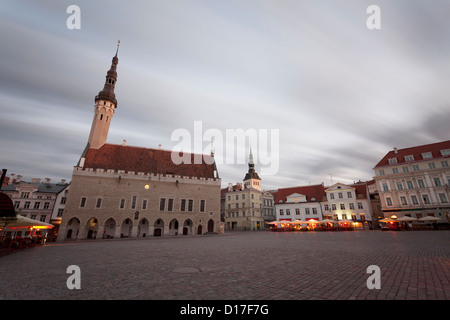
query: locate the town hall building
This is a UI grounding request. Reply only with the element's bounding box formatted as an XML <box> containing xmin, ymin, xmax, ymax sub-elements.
<box><xmin>58</xmin><ymin>44</ymin><xmax>221</xmax><ymax>240</ymax></box>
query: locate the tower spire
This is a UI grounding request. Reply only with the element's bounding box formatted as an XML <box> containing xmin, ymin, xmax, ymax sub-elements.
<box><xmin>95</xmin><ymin>41</ymin><xmax>119</xmax><ymax>108</ymax></box>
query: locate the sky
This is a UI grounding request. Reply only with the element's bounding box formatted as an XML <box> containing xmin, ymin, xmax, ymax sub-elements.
<box><xmin>1</xmin><ymin>0</ymin><xmax>449</xmax><ymax>190</ymax></box>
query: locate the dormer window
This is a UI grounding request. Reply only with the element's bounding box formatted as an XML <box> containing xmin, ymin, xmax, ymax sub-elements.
<box><xmin>388</xmin><ymin>158</ymin><xmax>397</xmax><ymax>164</ymax></box>
<box><xmin>404</xmin><ymin>155</ymin><xmax>414</xmax><ymax>162</ymax></box>
<box><xmin>422</xmin><ymin>152</ymin><xmax>432</xmax><ymax>159</ymax></box>
<box><xmin>441</xmin><ymin>149</ymin><xmax>450</xmax><ymax>156</ymax></box>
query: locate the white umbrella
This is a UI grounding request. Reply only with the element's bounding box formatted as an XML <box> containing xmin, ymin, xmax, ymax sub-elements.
<box><xmin>290</xmin><ymin>220</ymin><xmax>308</xmax><ymax>224</ymax></box>
<box><xmin>379</xmin><ymin>218</ymin><xmax>396</xmax><ymax>223</ymax></box>
<box><xmin>418</xmin><ymin>216</ymin><xmax>441</xmax><ymax>222</ymax></box>
<box><xmin>321</xmin><ymin>219</ymin><xmax>337</xmax><ymax>223</ymax></box>
<box><xmin>0</xmin><ymin>215</ymin><xmax>53</xmax><ymax>229</ymax></box>
<box><xmin>396</xmin><ymin>216</ymin><xmax>417</xmax><ymax>222</ymax></box>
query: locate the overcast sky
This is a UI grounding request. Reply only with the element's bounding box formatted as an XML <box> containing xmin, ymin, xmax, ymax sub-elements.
<box><xmin>1</xmin><ymin>0</ymin><xmax>449</xmax><ymax>190</ymax></box>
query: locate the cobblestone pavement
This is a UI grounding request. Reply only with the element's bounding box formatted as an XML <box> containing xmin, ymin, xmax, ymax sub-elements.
<box><xmin>1</xmin><ymin>230</ymin><xmax>449</xmax><ymax>300</ymax></box>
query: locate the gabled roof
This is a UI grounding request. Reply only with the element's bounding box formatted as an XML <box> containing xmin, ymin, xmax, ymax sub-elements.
<box><xmin>374</xmin><ymin>140</ymin><xmax>450</xmax><ymax>168</ymax></box>
<box><xmin>275</xmin><ymin>184</ymin><xmax>326</xmax><ymax>203</ymax></box>
<box><xmin>82</xmin><ymin>143</ymin><xmax>217</xmax><ymax>179</ymax></box>
<box><xmin>2</xmin><ymin>182</ymin><xmax>69</xmax><ymax>194</ymax></box>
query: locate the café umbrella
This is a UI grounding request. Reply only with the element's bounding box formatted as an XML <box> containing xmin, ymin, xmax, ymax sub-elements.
<box><xmin>0</xmin><ymin>215</ymin><xmax>54</xmax><ymax>230</ymax></box>
<box><xmin>418</xmin><ymin>216</ymin><xmax>441</xmax><ymax>222</ymax></box>
<box><xmin>396</xmin><ymin>216</ymin><xmax>417</xmax><ymax>222</ymax></box>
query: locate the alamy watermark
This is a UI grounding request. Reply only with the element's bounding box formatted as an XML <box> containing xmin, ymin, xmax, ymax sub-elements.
<box><xmin>170</xmin><ymin>121</ymin><xmax>280</xmax><ymax>176</ymax></box>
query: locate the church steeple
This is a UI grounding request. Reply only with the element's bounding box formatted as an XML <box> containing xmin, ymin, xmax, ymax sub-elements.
<box><xmin>87</xmin><ymin>41</ymin><xmax>120</xmax><ymax>150</ymax></box>
<box><xmin>244</xmin><ymin>145</ymin><xmax>261</xmax><ymax>190</ymax></box>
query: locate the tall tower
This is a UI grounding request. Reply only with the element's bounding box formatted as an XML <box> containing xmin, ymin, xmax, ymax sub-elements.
<box><xmin>243</xmin><ymin>146</ymin><xmax>261</xmax><ymax>191</ymax></box>
<box><xmin>87</xmin><ymin>41</ymin><xmax>120</xmax><ymax>149</ymax></box>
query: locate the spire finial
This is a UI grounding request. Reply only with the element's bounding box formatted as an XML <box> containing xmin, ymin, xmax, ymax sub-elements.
<box><xmin>249</xmin><ymin>144</ymin><xmax>254</xmax><ymax>165</ymax></box>
<box><xmin>115</xmin><ymin>39</ymin><xmax>120</xmax><ymax>57</ymax></box>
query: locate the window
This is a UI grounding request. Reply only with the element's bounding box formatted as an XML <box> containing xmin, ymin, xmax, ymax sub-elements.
<box><xmin>400</xmin><ymin>196</ymin><xmax>407</xmax><ymax>205</ymax></box>
<box><xmin>24</xmin><ymin>201</ymin><xmax>30</xmax><ymax>209</ymax></box>
<box><xmin>441</xmin><ymin>161</ymin><xmax>449</xmax><ymax>168</ymax></box>
<box><xmin>396</xmin><ymin>182</ymin><xmax>403</xmax><ymax>190</ymax></box>
<box><xmin>340</xmin><ymin>203</ymin><xmax>345</xmax><ymax>210</ymax></box>
<box><xmin>131</xmin><ymin>196</ymin><xmax>137</xmax><ymax>209</ymax></box>
<box><xmin>305</xmin><ymin>208</ymin><xmax>310</xmax><ymax>215</ymax></box>
<box><xmin>379</xmin><ymin>169</ymin><xmax>385</xmax><ymax>176</ymax></box>
<box><xmin>14</xmin><ymin>201</ymin><xmax>20</xmax><ymax>209</ymax></box>
<box><xmin>295</xmin><ymin>208</ymin><xmax>300</xmax><ymax>215</ymax></box>
<box><xmin>188</xmin><ymin>199</ymin><xmax>194</xmax><ymax>212</ymax></box>
<box><xmin>332</xmin><ymin>204</ymin><xmax>337</xmax><ymax>210</ymax></box>
<box><xmin>386</xmin><ymin>198</ymin><xmax>393</xmax><ymax>206</ymax></box>
<box><xmin>433</xmin><ymin>178</ymin><xmax>442</xmax><ymax>187</ymax></box>
<box><xmin>167</xmin><ymin>199</ymin><xmax>174</xmax><ymax>211</ymax></box>
<box><xmin>286</xmin><ymin>209</ymin><xmax>291</xmax><ymax>215</ymax></box>
<box><xmin>347</xmin><ymin>192</ymin><xmax>352</xmax><ymax>198</ymax></box>
<box><xmin>342</xmin><ymin>214</ymin><xmax>347</xmax><ymax>220</ymax></box>
<box><xmin>159</xmin><ymin>198</ymin><xmax>166</xmax><ymax>211</ymax></box>
<box><xmin>80</xmin><ymin>197</ymin><xmax>86</xmax><ymax>208</ymax></box>
<box><xmin>312</xmin><ymin>208</ymin><xmax>317</xmax><ymax>215</ymax></box>
<box><xmin>411</xmin><ymin>195</ymin><xmax>418</xmax><ymax>205</ymax></box>
<box><xmin>40</xmin><ymin>215</ymin><xmax>46</xmax><ymax>222</ymax></box>
<box><xmin>388</xmin><ymin>158</ymin><xmax>398</xmax><ymax>164</ymax></box>
<box><xmin>422</xmin><ymin>152</ymin><xmax>432</xmax><ymax>159</ymax></box>
<box><xmin>20</xmin><ymin>192</ymin><xmax>30</xmax><ymax>199</ymax></box>
<box><xmin>95</xmin><ymin>199</ymin><xmax>101</xmax><ymax>209</ymax></box>
<box><xmin>181</xmin><ymin>199</ymin><xmax>186</xmax><ymax>212</ymax></box>
<box><xmin>392</xmin><ymin>168</ymin><xmax>399</xmax><ymax>174</ymax></box>
<box><xmin>439</xmin><ymin>193</ymin><xmax>448</xmax><ymax>203</ymax></box>
<box><xmin>60</xmin><ymin>197</ymin><xmax>67</xmax><ymax>204</ymax></box>
<box><xmin>357</xmin><ymin>202</ymin><xmax>363</xmax><ymax>209</ymax></box>
<box><xmin>338</xmin><ymin>192</ymin><xmax>343</xmax><ymax>199</ymax></box>
<box><xmin>382</xmin><ymin>183</ymin><xmax>389</xmax><ymax>191</ymax></box>
<box><xmin>402</xmin><ymin>167</ymin><xmax>409</xmax><ymax>173</ymax></box>
<box><xmin>406</xmin><ymin>181</ymin><xmax>414</xmax><ymax>189</ymax></box>
<box><xmin>428</xmin><ymin>163</ymin><xmax>436</xmax><ymax>169</ymax></box>
<box><xmin>412</xmin><ymin>165</ymin><xmax>420</xmax><ymax>172</ymax></box>
<box><xmin>235</xmin><ymin>195</ymin><xmax>238</xmax><ymax>200</ymax></box>
<box><xmin>57</xmin><ymin>208</ymin><xmax>64</xmax><ymax>217</ymax></box>
<box><xmin>200</xmin><ymin>200</ymin><xmax>205</xmax><ymax>212</ymax></box>
<box><xmin>324</xmin><ymin>204</ymin><xmax>329</xmax><ymax>211</ymax></box>
<box><xmin>349</xmin><ymin>203</ymin><xmax>355</xmax><ymax>210</ymax></box>
<box><xmin>422</xmin><ymin>194</ymin><xmax>430</xmax><ymax>204</ymax></box>
<box><xmin>440</xmin><ymin>149</ymin><xmax>450</xmax><ymax>156</ymax></box>
<box><xmin>242</xmin><ymin>194</ymin><xmax>245</xmax><ymax>199</ymax></box>
<box><xmin>280</xmin><ymin>209</ymin><xmax>284</xmax><ymax>215</ymax></box>
<box><xmin>251</xmin><ymin>194</ymin><xmax>254</xmax><ymax>199</ymax></box>
<box><xmin>34</xmin><ymin>202</ymin><xmax>40</xmax><ymax>210</ymax></box>
<box><xmin>330</xmin><ymin>193</ymin><xmax>335</xmax><ymax>200</ymax></box>
<box><xmin>120</xmin><ymin>199</ymin><xmax>125</xmax><ymax>209</ymax></box>
<box><xmin>417</xmin><ymin>179</ymin><xmax>425</xmax><ymax>188</ymax></box>
<box><xmin>404</xmin><ymin>155</ymin><xmax>414</xmax><ymax>161</ymax></box>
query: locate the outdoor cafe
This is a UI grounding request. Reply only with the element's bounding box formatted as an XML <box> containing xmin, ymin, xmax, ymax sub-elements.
<box><xmin>268</xmin><ymin>219</ymin><xmax>355</xmax><ymax>232</ymax></box>
<box><xmin>379</xmin><ymin>215</ymin><xmax>444</xmax><ymax>231</ymax></box>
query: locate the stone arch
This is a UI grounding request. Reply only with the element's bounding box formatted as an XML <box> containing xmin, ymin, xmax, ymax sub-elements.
<box><xmin>207</xmin><ymin>219</ymin><xmax>215</xmax><ymax>233</ymax></box>
<box><xmin>86</xmin><ymin>217</ymin><xmax>99</xmax><ymax>239</ymax></box>
<box><xmin>65</xmin><ymin>217</ymin><xmax>80</xmax><ymax>240</ymax></box>
<box><xmin>138</xmin><ymin>218</ymin><xmax>149</xmax><ymax>237</ymax></box>
<box><xmin>183</xmin><ymin>219</ymin><xmax>193</xmax><ymax>235</ymax></box>
<box><xmin>169</xmin><ymin>219</ymin><xmax>179</xmax><ymax>236</ymax></box>
<box><xmin>103</xmin><ymin>217</ymin><xmax>116</xmax><ymax>239</ymax></box>
<box><xmin>153</xmin><ymin>218</ymin><xmax>164</xmax><ymax>237</ymax></box>
<box><xmin>197</xmin><ymin>224</ymin><xmax>203</xmax><ymax>235</ymax></box>
<box><xmin>121</xmin><ymin>218</ymin><xmax>133</xmax><ymax>238</ymax></box>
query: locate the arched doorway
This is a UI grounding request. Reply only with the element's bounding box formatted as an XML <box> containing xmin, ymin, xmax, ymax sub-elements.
<box><xmin>197</xmin><ymin>225</ymin><xmax>203</xmax><ymax>235</ymax></box>
<box><xmin>138</xmin><ymin>218</ymin><xmax>149</xmax><ymax>237</ymax></box>
<box><xmin>104</xmin><ymin>218</ymin><xmax>116</xmax><ymax>239</ymax></box>
<box><xmin>65</xmin><ymin>217</ymin><xmax>80</xmax><ymax>240</ymax></box>
<box><xmin>183</xmin><ymin>219</ymin><xmax>193</xmax><ymax>235</ymax></box>
<box><xmin>121</xmin><ymin>218</ymin><xmax>132</xmax><ymax>238</ymax></box>
<box><xmin>207</xmin><ymin>219</ymin><xmax>214</xmax><ymax>233</ymax></box>
<box><xmin>86</xmin><ymin>217</ymin><xmax>99</xmax><ymax>239</ymax></box>
<box><xmin>169</xmin><ymin>219</ymin><xmax>179</xmax><ymax>236</ymax></box>
<box><xmin>154</xmin><ymin>218</ymin><xmax>164</xmax><ymax>237</ymax></box>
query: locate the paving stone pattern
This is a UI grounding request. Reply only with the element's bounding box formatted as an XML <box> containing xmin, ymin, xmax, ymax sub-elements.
<box><xmin>0</xmin><ymin>230</ymin><xmax>449</xmax><ymax>300</ymax></box>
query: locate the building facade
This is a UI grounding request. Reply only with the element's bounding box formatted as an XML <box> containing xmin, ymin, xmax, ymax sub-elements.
<box><xmin>58</xmin><ymin>45</ymin><xmax>221</xmax><ymax>240</ymax></box>
<box><xmin>373</xmin><ymin>140</ymin><xmax>450</xmax><ymax>222</ymax></box>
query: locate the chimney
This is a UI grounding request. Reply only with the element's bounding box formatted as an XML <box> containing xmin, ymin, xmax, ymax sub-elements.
<box><xmin>122</xmin><ymin>139</ymin><xmax>126</xmax><ymax>146</ymax></box>
<box><xmin>61</xmin><ymin>179</ymin><xmax>66</xmax><ymax>184</ymax></box>
<box><xmin>31</xmin><ymin>178</ymin><xmax>41</xmax><ymax>184</ymax></box>
<box><xmin>9</xmin><ymin>173</ymin><xmax>15</xmax><ymax>184</ymax></box>
<box><xmin>158</xmin><ymin>144</ymin><xmax>162</xmax><ymax>150</ymax></box>
<box><xmin>228</xmin><ymin>182</ymin><xmax>233</xmax><ymax>192</ymax></box>
<box><xmin>394</xmin><ymin>147</ymin><xmax>398</xmax><ymax>154</ymax></box>
<box><xmin>45</xmin><ymin>178</ymin><xmax>51</xmax><ymax>183</ymax></box>
<box><xmin>16</xmin><ymin>175</ymin><xmax>22</xmax><ymax>183</ymax></box>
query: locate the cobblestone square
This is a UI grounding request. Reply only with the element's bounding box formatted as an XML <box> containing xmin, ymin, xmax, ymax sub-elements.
<box><xmin>0</xmin><ymin>230</ymin><xmax>449</xmax><ymax>300</ymax></box>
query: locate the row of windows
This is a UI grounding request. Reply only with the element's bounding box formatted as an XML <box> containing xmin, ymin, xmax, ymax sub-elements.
<box><xmin>280</xmin><ymin>208</ymin><xmax>319</xmax><ymax>216</ymax></box>
<box><xmin>18</xmin><ymin>192</ymin><xmax>54</xmax><ymax>200</ymax></box>
<box><xmin>80</xmin><ymin>197</ymin><xmax>207</xmax><ymax>213</ymax></box>
<box><xmin>227</xmin><ymin>193</ymin><xmax>261</xmax><ymax>201</ymax></box>
<box><xmin>379</xmin><ymin>160</ymin><xmax>449</xmax><ymax>175</ymax></box>
<box><xmin>385</xmin><ymin>193</ymin><xmax>448</xmax><ymax>206</ymax></box>
<box><xmin>329</xmin><ymin>192</ymin><xmax>353</xmax><ymax>200</ymax></box>
<box><xmin>388</xmin><ymin>149</ymin><xmax>450</xmax><ymax>164</ymax></box>
<box><xmin>227</xmin><ymin>211</ymin><xmax>261</xmax><ymax>218</ymax></box>
<box><xmin>325</xmin><ymin>202</ymin><xmax>364</xmax><ymax>211</ymax></box>
<box><xmin>228</xmin><ymin>203</ymin><xmax>262</xmax><ymax>209</ymax></box>
<box><xmin>382</xmin><ymin>177</ymin><xmax>450</xmax><ymax>191</ymax></box>
<box><xmin>14</xmin><ymin>201</ymin><xmax>51</xmax><ymax>210</ymax></box>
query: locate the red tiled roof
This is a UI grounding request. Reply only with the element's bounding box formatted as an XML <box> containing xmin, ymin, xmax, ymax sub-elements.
<box><xmin>350</xmin><ymin>183</ymin><xmax>368</xmax><ymax>199</ymax></box>
<box><xmin>275</xmin><ymin>184</ymin><xmax>326</xmax><ymax>203</ymax></box>
<box><xmin>83</xmin><ymin>143</ymin><xmax>217</xmax><ymax>179</ymax></box>
<box><xmin>374</xmin><ymin>140</ymin><xmax>450</xmax><ymax>168</ymax></box>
